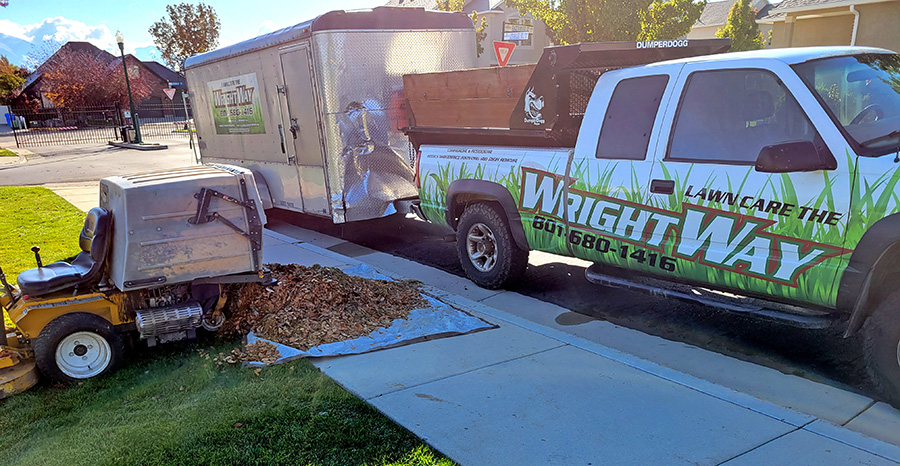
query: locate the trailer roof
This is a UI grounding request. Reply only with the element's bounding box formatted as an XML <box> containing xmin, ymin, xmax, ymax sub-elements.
<box><xmin>184</xmin><ymin>7</ymin><xmax>474</xmax><ymax>70</ymax></box>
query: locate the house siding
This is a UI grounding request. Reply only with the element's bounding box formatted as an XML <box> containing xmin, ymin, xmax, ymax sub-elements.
<box><xmin>855</xmin><ymin>2</ymin><xmax>900</xmax><ymax>51</ymax></box>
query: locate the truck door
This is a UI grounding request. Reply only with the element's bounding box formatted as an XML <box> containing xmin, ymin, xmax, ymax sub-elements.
<box><xmin>564</xmin><ymin>72</ymin><xmax>673</xmax><ymax>269</ymax></box>
<box><xmin>647</xmin><ymin>64</ymin><xmax>852</xmax><ymax>307</ymax></box>
<box><xmin>278</xmin><ymin>44</ymin><xmax>329</xmax><ymax>215</ymax></box>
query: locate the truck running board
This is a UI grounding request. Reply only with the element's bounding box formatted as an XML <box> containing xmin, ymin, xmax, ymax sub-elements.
<box><xmin>585</xmin><ymin>264</ymin><xmax>839</xmax><ymax>329</ymax></box>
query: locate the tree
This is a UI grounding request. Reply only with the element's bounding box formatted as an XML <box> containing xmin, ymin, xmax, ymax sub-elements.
<box><xmin>148</xmin><ymin>2</ymin><xmax>220</xmax><ymax>73</ymax></box>
<box><xmin>41</xmin><ymin>49</ymin><xmax>152</xmax><ymax>108</ymax></box>
<box><xmin>639</xmin><ymin>0</ymin><xmax>706</xmax><ymax>40</ymax></box>
<box><xmin>715</xmin><ymin>0</ymin><xmax>764</xmax><ymax>52</ymax></box>
<box><xmin>434</xmin><ymin>1</ymin><xmax>489</xmax><ymax>58</ymax></box>
<box><xmin>0</xmin><ymin>55</ymin><xmax>27</xmax><ymax>105</ymax></box>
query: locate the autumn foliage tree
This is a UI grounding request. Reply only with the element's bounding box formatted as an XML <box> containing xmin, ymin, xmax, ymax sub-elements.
<box><xmin>149</xmin><ymin>3</ymin><xmax>221</xmax><ymax>73</ymax></box>
<box><xmin>0</xmin><ymin>55</ymin><xmax>27</xmax><ymax>105</ymax></box>
<box><xmin>41</xmin><ymin>49</ymin><xmax>152</xmax><ymax>108</ymax></box>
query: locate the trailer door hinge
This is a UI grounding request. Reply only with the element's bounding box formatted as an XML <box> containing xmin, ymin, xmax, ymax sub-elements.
<box><xmin>276</xmin><ymin>85</ymin><xmax>286</xmax><ymax>95</ymax></box>
<box><xmin>287</xmin><ymin>155</ymin><xmax>297</xmax><ymax>165</ymax></box>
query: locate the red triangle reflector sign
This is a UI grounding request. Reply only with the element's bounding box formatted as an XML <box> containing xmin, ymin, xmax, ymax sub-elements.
<box><xmin>493</xmin><ymin>41</ymin><xmax>516</xmax><ymax>67</ymax></box>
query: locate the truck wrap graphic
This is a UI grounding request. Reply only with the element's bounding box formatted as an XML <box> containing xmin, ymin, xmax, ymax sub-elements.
<box><xmin>419</xmin><ymin>150</ymin><xmax>900</xmax><ymax>308</ymax></box>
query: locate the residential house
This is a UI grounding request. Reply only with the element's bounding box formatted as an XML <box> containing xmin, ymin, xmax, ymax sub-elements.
<box><xmin>20</xmin><ymin>41</ymin><xmax>184</xmax><ymax>110</ymax></box>
<box><xmin>758</xmin><ymin>0</ymin><xmax>900</xmax><ymax>50</ymax></box>
<box><xmin>688</xmin><ymin>0</ymin><xmax>774</xmax><ymax>42</ymax></box>
<box><xmin>384</xmin><ymin>0</ymin><xmax>552</xmax><ymax>67</ymax></box>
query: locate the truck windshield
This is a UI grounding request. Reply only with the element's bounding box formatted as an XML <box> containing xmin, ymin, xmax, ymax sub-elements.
<box><xmin>793</xmin><ymin>54</ymin><xmax>900</xmax><ymax>157</ymax></box>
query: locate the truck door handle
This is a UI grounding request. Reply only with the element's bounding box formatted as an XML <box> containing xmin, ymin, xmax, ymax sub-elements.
<box><xmin>650</xmin><ymin>179</ymin><xmax>675</xmax><ymax>194</ymax></box>
<box><xmin>290</xmin><ymin>118</ymin><xmax>299</xmax><ymax>139</ymax></box>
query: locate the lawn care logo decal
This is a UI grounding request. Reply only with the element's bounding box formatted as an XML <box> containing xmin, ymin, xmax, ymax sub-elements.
<box><xmin>517</xmin><ymin>167</ymin><xmax>850</xmax><ymax>287</ymax></box>
<box><xmin>206</xmin><ymin>73</ymin><xmax>266</xmax><ymax>135</ymax></box>
<box><xmin>523</xmin><ymin>87</ymin><xmax>545</xmax><ymax>126</ymax></box>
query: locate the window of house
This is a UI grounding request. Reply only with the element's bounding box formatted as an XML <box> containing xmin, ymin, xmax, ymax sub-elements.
<box><xmin>595</xmin><ymin>75</ymin><xmax>669</xmax><ymax>160</ymax></box>
<box><xmin>667</xmin><ymin>69</ymin><xmax>820</xmax><ymax>164</ymax></box>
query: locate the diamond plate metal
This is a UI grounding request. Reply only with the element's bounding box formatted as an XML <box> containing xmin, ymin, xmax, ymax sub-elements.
<box><xmin>312</xmin><ymin>29</ymin><xmax>475</xmax><ymax>222</ymax></box>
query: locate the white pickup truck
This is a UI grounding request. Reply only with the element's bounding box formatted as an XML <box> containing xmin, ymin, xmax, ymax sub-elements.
<box><xmin>404</xmin><ymin>41</ymin><xmax>900</xmax><ymax>405</ymax></box>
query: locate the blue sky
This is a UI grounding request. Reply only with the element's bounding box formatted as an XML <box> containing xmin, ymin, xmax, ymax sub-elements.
<box><xmin>0</xmin><ymin>0</ymin><xmax>379</xmax><ymax>68</ymax></box>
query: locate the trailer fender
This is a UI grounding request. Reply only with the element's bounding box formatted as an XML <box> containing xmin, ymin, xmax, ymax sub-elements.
<box><xmin>839</xmin><ymin>213</ymin><xmax>900</xmax><ymax>336</ymax></box>
<box><xmin>446</xmin><ymin>179</ymin><xmax>529</xmax><ymax>251</ymax></box>
<box><xmin>248</xmin><ymin>170</ymin><xmax>275</xmax><ymax>210</ymax></box>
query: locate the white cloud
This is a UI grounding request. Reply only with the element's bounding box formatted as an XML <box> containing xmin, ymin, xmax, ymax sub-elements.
<box><xmin>1</xmin><ymin>16</ymin><xmax>159</xmax><ymax>67</ymax></box>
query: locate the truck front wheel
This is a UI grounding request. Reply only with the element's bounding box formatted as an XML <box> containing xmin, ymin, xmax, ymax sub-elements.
<box><xmin>34</xmin><ymin>313</ymin><xmax>124</xmax><ymax>383</ymax></box>
<box><xmin>863</xmin><ymin>292</ymin><xmax>900</xmax><ymax>406</ymax></box>
<box><xmin>456</xmin><ymin>202</ymin><xmax>528</xmax><ymax>289</ymax></box>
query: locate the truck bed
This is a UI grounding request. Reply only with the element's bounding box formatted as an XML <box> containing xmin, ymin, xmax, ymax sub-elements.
<box><xmin>404</xmin><ymin>39</ymin><xmax>733</xmax><ymax>149</ymax></box>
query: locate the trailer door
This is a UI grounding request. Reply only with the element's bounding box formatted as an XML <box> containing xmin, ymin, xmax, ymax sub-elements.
<box><xmin>279</xmin><ymin>44</ymin><xmax>329</xmax><ymax>215</ymax></box>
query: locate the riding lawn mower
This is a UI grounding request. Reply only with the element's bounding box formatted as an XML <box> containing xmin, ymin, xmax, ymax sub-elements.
<box><xmin>0</xmin><ymin>164</ymin><xmax>273</xmax><ymax>397</ymax></box>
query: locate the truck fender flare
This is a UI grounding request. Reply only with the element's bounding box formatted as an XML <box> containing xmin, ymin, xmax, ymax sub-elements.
<box><xmin>248</xmin><ymin>170</ymin><xmax>275</xmax><ymax>210</ymax></box>
<box><xmin>446</xmin><ymin>179</ymin><xmax>529</xmax><ymax>251</ymax></box>
<box><xmin>838</xmin><ymin>213</ymin><xmax>900</xmax><ymax>336</ymax></box>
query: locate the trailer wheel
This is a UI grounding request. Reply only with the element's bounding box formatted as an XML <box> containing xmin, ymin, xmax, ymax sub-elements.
<box><xmin>34</xmin><ymin>313</ymin><xmax>124</xmax><ymax>383</ymax></box>
<box><xmin>456</xmin><ymin>202</ymin><xmax>528</xmax><ymax>289</ymax></box>
<box><xmin>863</xmin><ymin>292</ymin><xmax>900</xmax><ymax>406</ymax></box>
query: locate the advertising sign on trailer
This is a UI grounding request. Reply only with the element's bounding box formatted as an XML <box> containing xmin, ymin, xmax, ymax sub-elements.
<box><xmin>206</xmin><ymin>73</ymin><xmax>266</xmax><ymax>135</ymax></box>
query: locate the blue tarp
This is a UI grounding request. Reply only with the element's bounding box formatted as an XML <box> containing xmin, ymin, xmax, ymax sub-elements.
<box><xmin>244</xmin><ymin>263</ymin><xmax>495</xmax><ymax>366</ymax></box>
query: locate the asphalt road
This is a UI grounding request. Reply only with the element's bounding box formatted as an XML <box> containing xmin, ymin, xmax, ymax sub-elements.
<box><xmin>269</xmin><ymin>208</ymin><xmax>873</xmax><ymax>398</ymax></box>
<box><xmin>0</xmin><ymin>134</ymin><xmax>197</xmax><ymax>186</ymax></box>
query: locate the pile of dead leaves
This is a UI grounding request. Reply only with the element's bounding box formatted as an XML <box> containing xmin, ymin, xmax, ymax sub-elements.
<box><xmin>211</xmin><ymin>340</ymin><xmax>282</xmax><ymax>367</ymax></box>
<box><xmin>221</xmin><ymin>264</ymin><xmax>427</xmax><ymax>351</ymax></box>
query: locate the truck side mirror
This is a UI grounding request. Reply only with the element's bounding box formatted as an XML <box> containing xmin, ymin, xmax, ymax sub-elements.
<box><xmin>755</xmin><ymin>141</ymin><xmax>837</xmax><ymax>173</ymax></box>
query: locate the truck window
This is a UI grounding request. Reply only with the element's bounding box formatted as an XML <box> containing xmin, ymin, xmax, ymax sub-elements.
<box><xmin>667</xmin><ymin>69</ymin><xmax>820</xmax><ymax>164</ymax></box>
<box><xmin>595</xmin><ymin>75</ymin><xmax>669</xmax><ymax>160</ymax></box>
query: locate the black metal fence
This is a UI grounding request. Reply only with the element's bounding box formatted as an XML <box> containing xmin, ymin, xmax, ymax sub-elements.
<box><xmin>9</xmin><ymin>101</ymin><xmax>194</xmax><ymax>148</ymax></box>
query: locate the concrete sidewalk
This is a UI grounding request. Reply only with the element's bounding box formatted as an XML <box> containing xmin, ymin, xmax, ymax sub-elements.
<box><xmin>50</xmin><ymin>184</ymin><xmax>900</xmax><ymax>465</ymax></box>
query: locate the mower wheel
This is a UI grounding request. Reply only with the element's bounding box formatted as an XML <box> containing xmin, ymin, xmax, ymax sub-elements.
<box><xmin>33</xmin><ymin>313</ymin><xmax>124</xmax><ymax>382</ymax></box>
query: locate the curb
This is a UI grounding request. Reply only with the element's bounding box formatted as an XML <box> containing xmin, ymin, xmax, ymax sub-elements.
<box><xmin>108</xmin><ymin>141</ymin><xmax>168</xmax><ymax>151</ymax></box>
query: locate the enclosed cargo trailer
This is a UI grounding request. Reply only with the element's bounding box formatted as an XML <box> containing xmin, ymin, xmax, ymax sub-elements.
<box><xmin>184</xmin><ymin>7</ymin><xmax>476</xmax><ymax>223</ymax></box>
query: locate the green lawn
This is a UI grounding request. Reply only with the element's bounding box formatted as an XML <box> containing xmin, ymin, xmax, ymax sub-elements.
<box><xmin>0</xmin><ymin>149</ymin><xmax>16</xmax><ymax>157</ymax></box>
<box><xmin>0</xmin><ymin>187</ymin><xmax>85</xmax><ymax>283</ymax></box>
<box><xmin>0</xmin><ymin>340</ymin><xmax>452</xmax><ymax>466</ymax></box>
<box><xmin>0</xmin><ymin>187</ymin><xmax>453</xmax><ymax>466</ymax></box>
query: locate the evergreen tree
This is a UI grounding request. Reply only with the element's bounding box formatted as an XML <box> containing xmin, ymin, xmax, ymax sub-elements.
<box><xmin>715</xmin><ymin>0</ymin><xmax>764</xmax><ymax>52</ymax></box>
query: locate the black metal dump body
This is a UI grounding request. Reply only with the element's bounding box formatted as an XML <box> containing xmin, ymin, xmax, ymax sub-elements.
<box><xmin>406</xmin><ymin>39</ymin><xmax>732</xmax><ymax>149</ymax></box>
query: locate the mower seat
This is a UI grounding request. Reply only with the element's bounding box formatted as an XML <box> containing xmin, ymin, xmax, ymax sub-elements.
<box><xmin>17</xmin><ymin>207</ymin><xmax>111</xmax><ymax>296</ymax></box>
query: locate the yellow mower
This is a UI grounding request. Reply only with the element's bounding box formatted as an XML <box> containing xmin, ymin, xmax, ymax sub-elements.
<box><xmin>0</xmin><ymin>164</ymin><xmax>273</xmax><ymax>396</ymax></box>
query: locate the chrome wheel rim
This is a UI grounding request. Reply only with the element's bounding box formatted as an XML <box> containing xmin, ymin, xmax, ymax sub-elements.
<box><xmin>466</xmin><ymin>222</ymin><xmax>497</xmax><ymax>273</ymax></box>
<box><xmin>55</xmin><ymin>331</ymin><xmax>111</xmax><ymax>379</ymax></box>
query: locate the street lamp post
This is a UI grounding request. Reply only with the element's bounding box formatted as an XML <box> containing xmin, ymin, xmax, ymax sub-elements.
<box><xmin>115</xmin><ymin>30</ymin><xmax>142</xmax><ymax>144</ymax></box>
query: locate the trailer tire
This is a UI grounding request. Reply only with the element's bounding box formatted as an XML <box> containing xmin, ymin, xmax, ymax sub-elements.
<box><xmin>863</xmin><ymin>291</ymin><xmax>900</xmax><ymax>406</ymax></box>
<box><xmin>457</xmin><ymin>202</ymin><xmax>528</xmax><ymax>289</ymax></box>
<box><xmin>34</xmin><ymin>313</ymin><xmax>124</xmax><ymax>383</ymax></box>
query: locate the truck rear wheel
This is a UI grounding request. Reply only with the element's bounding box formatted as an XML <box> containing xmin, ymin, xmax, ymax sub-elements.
<box><xmin>863</xmin><ymin>292</ymin><xmax>900</xmax><ymax>406</ymax></box>
<box><xmin>456</xmin><ymin>202</ymin><xmax>528</xmax><ymax>289</ymax></box>
<box><xmin>34</xmin><ymin>313</ymin><xmax>124</xmax><ymax>383</ymax></box>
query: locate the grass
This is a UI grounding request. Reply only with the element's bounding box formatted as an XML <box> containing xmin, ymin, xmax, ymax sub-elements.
<box><xmin>0</xmin><ymin>187</ymin><xmax>454</xmax><ymax>466</ymax></box>
<box><xmin>0</xmin><ymin>187</ymin><xmax>85</xmax><ymax>283</ymax></box>
<box><xmin>0</xmin><ymin>148</ymin><xmax>17</xmax><ymax>157</ymax></box>
<box><xmin>0</xmin><ymin>340</ymin><xmax>454</xmax><ymax>466</ymax></box>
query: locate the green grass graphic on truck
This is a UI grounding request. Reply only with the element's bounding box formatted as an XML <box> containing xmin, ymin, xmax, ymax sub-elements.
<box><xmin>419</xmin><ymin>149</ymin><xmax>900</xmax><ymax>308</ymax></box>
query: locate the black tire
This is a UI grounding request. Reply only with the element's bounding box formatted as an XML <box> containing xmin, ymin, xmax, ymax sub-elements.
<box><xmin>456</xmin><ymin>202</ymin><xmax>528</xmax><ymax>289</ymax></box>
<box><xmin>33</xmin><ymin>313</ymin><xmax>124</xmax><ymax>383</ymax></box>
<box><xmin>863</xmin><ymin>292</ymin><xmax>900</xmax><ymax>406</ymax></box>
